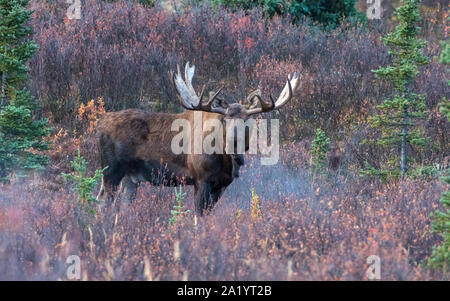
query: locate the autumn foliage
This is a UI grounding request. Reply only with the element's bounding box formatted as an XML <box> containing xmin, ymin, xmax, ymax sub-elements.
<box><xmin>0</xmin><ymin>0</ymin><xmax>448</xmax><ymax>280</ymax></box>
<box><xmin>0</xmin><ymin>152</ymin><xmax>446</xmax><ymax>280</ymax></box>
<box><xmin>28</xmin><ymin>0</ymin><xmax>449</xmax><ymax>173</ymax></box>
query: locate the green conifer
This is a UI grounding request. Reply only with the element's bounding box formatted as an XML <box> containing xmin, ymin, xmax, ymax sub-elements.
<box><xmin>0</xmin><ymin>0</ymin><xmax>50</xmax><ymax>181</ymax></box>
<box><xmin>427</xmin><ymin>28</ymin><xmax>450</xmax><ymax>275</ymax></box>
<box><xmin>364</xmin><ymin>0</ymin><xmax>429</xmax><ymax>179</ymax></box>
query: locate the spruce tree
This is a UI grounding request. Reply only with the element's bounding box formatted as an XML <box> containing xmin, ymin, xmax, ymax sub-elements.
<box><xmin>0</xmin><ymin>0</ymin><xmax>50</xmax><ymax>181</ymax></box>
<box><xmin>311</xmin><ymin>128</ymin><xmax>330</xmax><ymax>173</ymax></box>
<box><xmin>427</xmin><ymin>31</ymin><xmax>450</xmax><ymax>275</ymax></box>
<box><xmin>438</xmin><ymin>40</ymin><xmax>449</xmax><ymax>118</ymax></box>
<box><xmin>364</xmin><ymin>0</ymin><xmax>429</xmax><ymax>179</ymax></box>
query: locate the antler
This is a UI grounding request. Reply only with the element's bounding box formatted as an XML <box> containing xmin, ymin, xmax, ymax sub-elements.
<box><xmin>171</xmin><ymin>62</ymin><xmax>299</xmax><ymax>117</ymax></box>
<box><xmin>172</xmin><ymin>62</ymin><xmax>226</xmax><ymax>115</ymax></box>
<box><xmin>245</xmin><ymin>72</ymin><xmax>300</xmax><ymax>116</ymax></box>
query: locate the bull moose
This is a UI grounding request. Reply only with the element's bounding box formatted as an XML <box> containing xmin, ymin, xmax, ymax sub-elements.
<box><xmin>96</xmin><ymin>62</ymin><xmax>299</xmax><ymax>215</ymax></box>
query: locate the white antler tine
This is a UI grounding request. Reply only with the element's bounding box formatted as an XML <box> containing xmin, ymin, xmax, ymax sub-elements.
<box><xmin>172</xmin><ymin>60</ymin><xmax>226</xmax><ymax>115</ymax></box>
<box><xmin>177</xmin><ymin>64</ymin><xmax>182</xmax><ymax>79</ymax></box>
<box><xmin>184</xmin><ymin>61</ymin><xmax>189</xmax><ymax>82</ymax></box>
<box><xmin>185</xmin><ymin>62</ymin><xmax>195</xmax><ymax>83</ymax></box>
<box><xmin>292</xmin><ymin>72</ymin><xmax>300</xmax><ymax>90</ymax></box>
<box><xmin>280</xmin><ymin>78</ymin><xmax>290</xmax><ymax>99</ymax></box>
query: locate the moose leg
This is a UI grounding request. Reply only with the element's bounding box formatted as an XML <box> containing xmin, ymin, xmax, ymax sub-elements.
<box><xmin>210</xmin><ymin>187</ymin><xmax>225</xmax><ymax>209</ymax></box>
<box><xmin>100</xmin><ymin>161</ymin><xmax>126</xmax><ymax>202</ymax></box>
<box><xmin>98</xmin><ymin>133</ymin><xmax>118</xmax><ymax>204</ymax></box>
<box><xmin>118</xmin><ymin>174</ymin><xmax>138</xmax><ymax>204</ymax></box>
<box><xmin>99</xmin><ymin>175</ymin><xmax>117</xmax><ymax>205</ymax></box>
<box><xmin>96</xmin><ymin>176</ymin><xmax>105</xmax><ymax>201</ymax></box>
<box><xmin>99</xmin><ymin>164</ymin><xmax>126</xmax><ymax>233</ymax></box>
<box><xmin>194</xmin><ymin>181</ymin><xmax>211</xmax><ymax>216</ymax></box>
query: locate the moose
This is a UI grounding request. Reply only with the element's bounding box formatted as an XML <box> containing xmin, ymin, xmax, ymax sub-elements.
<box><xmin>96</xmin><ymin>62</ymin><xmax>299</xmax><ymax>215</ymax></box>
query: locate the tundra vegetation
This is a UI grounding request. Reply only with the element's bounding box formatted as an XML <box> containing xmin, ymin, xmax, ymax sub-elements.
<box><xmin>0</xmin><ymin>0</ymin><xmax>449</xmax><ymax>280</ymax></box>
<box><xmin>310</xmin><ymin>128</ymin><xmax>330</xmax><ymax>177</ymax></box>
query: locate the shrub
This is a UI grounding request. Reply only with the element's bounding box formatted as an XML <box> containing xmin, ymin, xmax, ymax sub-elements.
<box><xmin>203</xmin><ymin>0</ymin><xmax>366</xmax><ymax>28</ymax></box>
<box><xmin>62</xmin><ymin>149</ymin><xmax>106</xmax><ymax>215</ymax></box>
<box><xmin>310</xmin><ymin>128</ymin><xmax>330</xmax><ymax>174</ymax></box>
<box><xmin>169</xmin><ymin>185</ymin><xmax>190</xmax><ymax>226</ymax></box>
<box><xmin>408</xmin><ymin>164</ymin><xmax>447</xmax><ymax>180</ymax></box>
<box><xmin>250</xmin><ymin>188</ymin><xmax>261</xmax><ymax>219</ymax></box>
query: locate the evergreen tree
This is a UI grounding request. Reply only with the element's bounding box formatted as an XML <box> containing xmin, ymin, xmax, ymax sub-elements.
<box><xmin>363</xmin><ymin>0</ymin><xmax>429</xmax><ymax>179</ymax></box>
<box><xmin>0</xmin><ymin>0</ymin><xmax>50</xmax><ymax>181</ymax></box>
<box><xmin>427</xmin><ymin>29</ymin><xmax>450</xmax><ymax>275</ymax></box>
<box><xmin>62</xmin><ymin>149</ymin><xmax>106</xmax><ymax>216</ymax></box>
<box><xmin>311</xmin><ymin>128</ymin><xmax>330</xmax><ymax>173</ymax></box>
<box><xmin>438</xmin><ymin>39</ymin><xmax>449</xmax><ymax>118</ymax></box>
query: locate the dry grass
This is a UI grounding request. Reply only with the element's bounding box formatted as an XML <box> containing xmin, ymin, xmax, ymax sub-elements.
<box><xmin>0</xmin><ymin>150</ymin><xmax>445</xmax><ymax>280</ymax></box>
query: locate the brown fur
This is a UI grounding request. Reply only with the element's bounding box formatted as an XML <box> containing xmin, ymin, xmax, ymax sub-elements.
<box><xmin>328</xmin><ymin>147</ymin><xmax>341</xmax><ymax>171</ymax></box>
<box><xmin>96</xmin><ymin>109</ymin><xmax>242</xmax><ymax>215</ymax></box>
